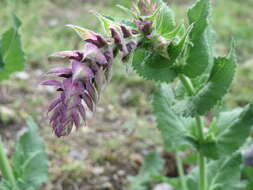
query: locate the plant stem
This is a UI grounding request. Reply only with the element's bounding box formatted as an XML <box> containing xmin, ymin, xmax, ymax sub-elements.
<box><xmin>176</xmin><ymin>152</ymin><xmax>188</xmax><ymax>190</ymax></box>
<box><xmin>179</xmin><ymin>74</ymin><xmax>206</xmax><ymax>190</ymax></box>
<box><xmin>0</xmin><ymin>139</ymin><xmax>17</xmax><ymax>189</ymax></box>
<box><xmin>196</xmin><ymin>116</ymin><xmax>206</xmax><ymax>190</ymax></box>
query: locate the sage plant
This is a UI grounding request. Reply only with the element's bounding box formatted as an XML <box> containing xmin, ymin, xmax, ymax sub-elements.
<box><xmin>43</xmin><ymin>0</ymin><xmax>253</xmax><ymax>189</ymax></box>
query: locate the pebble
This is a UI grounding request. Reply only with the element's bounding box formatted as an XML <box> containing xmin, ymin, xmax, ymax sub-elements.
<box><xmin>153</xmin><ymin>183</ymin><xmax>174</xmax><ymax>190</ymax></box>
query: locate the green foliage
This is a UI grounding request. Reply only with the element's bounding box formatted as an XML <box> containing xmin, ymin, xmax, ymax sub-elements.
<box><xmin>192</xmin><ymin>104</ymin><xmax>253</xmax><ymax>160</ymax></box>
<box><xmin>152</xmin><ymin>83</ymin><xmax>192</xmax><ymax>149</ymax></box>
<box><xmin>175</xmin><ymin>56</ymin><xmax>236</xmax><ymax>117</ymax></box>
<box><xmin>154</xmin><ymin>2</ymin><xmax>175</xmax><ymax>35</ymax></box>
<box><xmin>181</xmin><ymin>0</ymin><xmax>213</xmax><ymax>78</ymax></box>
<box><xmin>167</xmin><ymin>23</ymin><xmax>193</xmax><ymax>64</ymax></box>
<box><xmin>128</xmin><ymin>152</ymin><xmax>164</xmax><ymax>190</ymax></box>
<box><xmin>216</xmin><ymin>104</ymin><xmax>253</xmax><ymax>156</ymax></box>
<box><xmin>187</xmin><ymin>153</ymin><xmax>241</xmax><ymax>190</ymax></box>
<box><xmin>0</xmin><ymin>14</ymin><xmax>26</xmax><ymax>80</ymax></box>
<box><xmin>12</xmin><ymin>117</ymin><xmax>48</xmax><ymax>190</ymax></box>
<box><xmin>132</xmin><ymin>48</ymin><xmax>177</xmax><ymax>83</ymax></box>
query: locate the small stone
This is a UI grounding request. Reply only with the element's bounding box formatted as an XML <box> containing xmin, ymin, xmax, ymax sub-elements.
<box><xmin>153</xmin><ymin>183</ymin><xmax>174</xmax><ymax>190</ymax></box>
<box><xmin>117</xmin><ymin>170</ymin><xmax>125</xmax><ymax>176</ymax></box>
<box><xmin>92</xmin><ymin>166</ymin><xmax>104</xmax><ymax>176</ymax></box>
<box><xmin>0</xmin><ymin>106</ymin><xmax>15</xmax><ymax>123</ymax></box>
<box><xmin>13</xmin><ymin>71</ymin><xmax>30</xmax><ymax>80</ymax></box>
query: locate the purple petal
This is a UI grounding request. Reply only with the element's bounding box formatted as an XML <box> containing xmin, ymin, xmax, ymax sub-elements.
<box><xmin>67</xmin><ymin>24</ymin><xmax>107</xmax><ymax>48</ymax></box>
<box><xmin>85</xmin><ymin>81</ymin><xmax>98</xmax><ymax>103</ymax></box>
<box><xmin>41</xmin><ymin>80</ymin><xmax>62</xmax><ymax>87</ymax></box>
<box><xmin>82</xmin><ymin>43</ymin><xmax>108</xmax><ymax>65</ymax></box>
<box><xmin>86</xmin><ymin>35</ymin><xmax>107</xmax><ymax>48</ymax></box>
<box><xmin>126</xmin><ymin>41</ymin><xmax>137</xmax><ymax>53</ymax></box>
<box><xmin>49</xmin><ymin>50</ymin><xmax>81</xmax><ymax>60</ymax></box>
<box><xmin>78</xmin><ymin>105</ymin><xmax>86</xmax><ymax>121</ymax></box>
<box><xmin>82</xmin><ymin>92</ymin><xmax>94</xmax><ymax>112</ymax></box>
<box><xmin>120</xmin><ymin>25</ymin><xmax>131</xmax><ymax>38</ymax></box>
<box><xmin>48</xmin><ymin>98</ymin><xmax>61</xmax><ymax>113</ymax></box>
<box><xmin>72</xmin><ymin>112</ymin><xmax>80</xmax><ymax>128</ymax></box>
<box><xmin>47</xmin><ymin>68</ymin><xmax>72</xmax><ymax>75</ymax></box>
<box><xmin>94</xmin><ymin>67</ymin><xmax>104</xmax><ymax>93</ymax></box>
<box><xmin>103</xmin><ymin>47</ymin><xmax>114</xmax><ymax>62</ymax></box>
<box><xmin>110</xmin><ymin>27</ymin><xmax>128</xmax><ymax>58</ymax></box>
<box><xmin>71</xmin><ymin>60</ymin><xmax>94</xmax><ymax>81</ymax></box>
<box><xmin>50</xmin><ymin>109</ymin><xmax>60</xmax><ymax>124</ymax></box>
<box><xmin>142</xmin><ymin>20</ymin><xmax>152</xmax><ymax>35</ymax></box>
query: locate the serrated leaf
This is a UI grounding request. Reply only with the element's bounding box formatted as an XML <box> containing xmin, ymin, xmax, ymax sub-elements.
<box><xmin>187</xmin><ymin>153</ymin><xmax>241</xmax><ymax>190</ymax></box>
<box><xmin>207</xmin><ymin>153</ymin><xmax>242</xmax><ymax>190</ymax></box>
<box><xmin>154</xmin><ymin>2</ymin><xmax>175</xmax><ymax>35</ymax></box>
<box><xmin>128</xmin><ymin>152</ymin><xmax>164</xmax><ymax>190</ymax></box>
<box><xmin>181</xmin><ymin>0</ymin><xmax>213</xmax><ymax>78</ymax></box>
<box><xmin>12</xmin><ymin>117</ymin><xmax>48</xmax><ymax>190</ymax></box>
<box><xmin>132</xmin><ymin>48</ymin><xmax>177</xmax><ymax>83</ymax></box>
<box><xmin>0</xmin><ymin>14</ymin><xmax>25</xmax><ymax>80</ymax></box>
<box><xmin>193</xmin><ymin>105</ymin><xmax>253</xmax><ymax>159</ymax></box>
<box><xmin>216</xmin><ymin>104</ymin><xmax>253</xmax><ymax>156</ymax></box>
<box><xmin>176</xmin><ymin>56</ymin><xmax>236</xmax><ymax>117</ymax></box>
<box><xmin>153</xmin><ymin>83</ymin><xmax>191</xmax><ymax>149</ymax></box>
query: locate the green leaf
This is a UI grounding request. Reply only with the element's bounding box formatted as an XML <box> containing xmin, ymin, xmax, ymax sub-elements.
<box><xmin>207</xmin><ymin>153</ymin><xmax>242</xmax><ymax>190</ymax></box>
<box><xmin>0</xmin><ymin>14</ymin><xmax>25</xmax><ymax>80</ymax></box>
<box><xmin>167</xmin><ymin>23</ymin><xmax>193</xmax><ymax>64</ymax></box>
<box><xmin>187</xmin><ymin>153</ymin><xmax>241</xmax><ymax>190</ymax></box>
<box><xmin>176</xmin><ymin>56</ymin><xmax>236</xmax><ymax>117</ymax></box>
<box><xmin>12</xmin><ymin>117</ymin><xmax>48</xmax><ymax>190</ymax></box>
<box><xmin>193</xmin><ymin>105</ymin><xmax>253</xmax><ymax>159</ymax></box>
<box><xmin>132</xmin><ymin>48</ymin><xmax>177</xmax><ymax>83</ymax></box>
<box><xmin>154</xmin><ymin>2</ymin><xmax>175</xmax><ymax>35</ymax></box>
<box><xmin>181</xmin><ymin>0</ymin><xmax>213</xmax><ymax>78</ymax></box>
<box><xmin>216</xmin><ymin>104</ymin><xmax>253</xmax><ymax>156</ymax></box>
<box><xmin>153</xmin><ymin>83</ymin><xmax>191</xmax><ymax>149</ymax></box>
<box><xmin>128</xmin><ymin>152</ymin><xmax>164</xmax><ymax>190</ymax></box>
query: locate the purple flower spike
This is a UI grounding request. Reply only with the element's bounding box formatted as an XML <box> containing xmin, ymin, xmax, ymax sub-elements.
<box><xmin>43</xmin><ymin>22</ymin><xmax>139</xmax><ymax>137</ymax></box>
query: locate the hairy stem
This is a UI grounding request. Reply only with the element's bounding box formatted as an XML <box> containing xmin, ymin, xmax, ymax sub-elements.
<box><xmin>176</xmin><ymin>152</ymin><xmax>188</xmax><ymax>190</ymax></box>
<box><xmin>179</xmin><ymin>74</ymin><xmax>206</xmax><ymax>190</ymax></box>
<box><xmin>0</xmin><ymin>139</ymin><xmax>17</xmax><ymax>189</ymax></box>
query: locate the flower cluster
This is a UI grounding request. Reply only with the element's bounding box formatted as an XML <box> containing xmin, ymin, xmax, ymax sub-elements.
<box><xmin>42</xmin><ymin>23</ymin><xmax>139</xmax><ymax>137</ymax></box>
<box><xmin>42</xmin><ymin>0</ymin><xmax>166</xmax><ymax>137</ymax></box>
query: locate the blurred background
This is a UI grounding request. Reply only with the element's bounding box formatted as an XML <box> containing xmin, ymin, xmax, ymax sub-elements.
<box><xmin>0</xmin><ymin>0</ymin><xmax>253</xmax><ymax>189</ymax></box>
